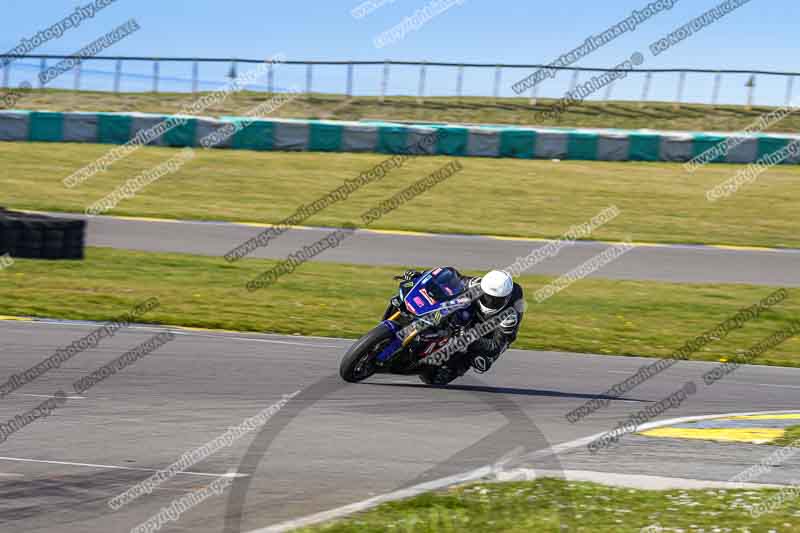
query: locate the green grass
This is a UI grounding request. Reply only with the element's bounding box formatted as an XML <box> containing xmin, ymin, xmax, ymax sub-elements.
<box><xmin>7</xmin><ymin>88</ymin><xmax>800</xmax><ymax>132</ymax></box>
<box><xmin>297</xmin><ymin>478</ymin><xmax>800</xmax><ymax>532</ymax></box>
<box><xmin>3</xmin><ymin>142</ymin><xmax>800</xmax><ymax>249</ymax></box>
<box><xmin>771</xmin><ymin>425</ymin><xmax>800</xmax><ymax>447</ymax></box>
<box><xmin>2</xmin><ymin>247</ymin><xmax>799</xmax><ymax>366</ymax></box>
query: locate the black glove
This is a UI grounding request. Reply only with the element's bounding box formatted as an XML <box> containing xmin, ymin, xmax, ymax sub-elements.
<box><xmin>402</xmin><ymin>269</ymin><xmax>422</xmax><ymax>281</ymax></box>
<box><xmin>393</xmin><ymin>270</ymin><xmax>421</xmax><ymax>282</ymax></box>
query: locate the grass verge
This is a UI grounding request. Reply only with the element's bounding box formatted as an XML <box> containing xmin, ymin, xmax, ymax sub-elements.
<box><xmin>771</xmin><ymin>425</ymin><xmax>800</xmax><ymax>447</ymax></box>
<box><xmin>3</xmin><ymin>142</ymin><xmax>800</xmax><ymax>248</ymax></box>
<box><xmin>1</xmin><ymin>247</ymin><xmax>799</xmax><ymax>366</ymax></box>
<box><xmin>7</xmin><ymin>89</ymin><xmax>800</xmax><ymax>133</ymax></box>
<box><xmin>296</xmin><ymin>478</ymin><xmax>799</xmax><ymax>532</ymax></box>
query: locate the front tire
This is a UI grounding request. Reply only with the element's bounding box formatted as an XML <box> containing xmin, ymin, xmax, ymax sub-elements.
<box><xmin>339</xmin><ymin>324</ymin><xmax>394</xmax><ymax>383</ymax></box>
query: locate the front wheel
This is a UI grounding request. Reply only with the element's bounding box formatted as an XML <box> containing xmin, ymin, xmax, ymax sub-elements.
<box><xmin>339</xmin><ymin>324</ymin><xmax>394</xmax><ymax>383</ymax></box>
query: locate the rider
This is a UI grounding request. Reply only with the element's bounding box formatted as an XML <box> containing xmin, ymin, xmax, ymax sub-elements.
<box><xmin>398</xmin><ymin>268</ymin><xmax>525</xmax><ymax>384</ymax></box>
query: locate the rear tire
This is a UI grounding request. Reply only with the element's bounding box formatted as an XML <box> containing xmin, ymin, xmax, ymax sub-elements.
<box><xmin>339</xmin><ymin>324</ymin><xmax>394</xmax><ymax>383</ymax></box>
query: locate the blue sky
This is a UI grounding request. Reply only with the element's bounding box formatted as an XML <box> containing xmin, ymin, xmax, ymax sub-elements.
<box><xmin>1</xmin><ymin>0</ymin><xmax>796</xmax><ymax>106</ymax></box>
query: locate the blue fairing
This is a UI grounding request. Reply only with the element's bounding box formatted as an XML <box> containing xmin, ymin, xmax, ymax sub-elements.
<box><xmin>376</xmin><ymin>320</ymin><xmax>403</xmax><ymax>362</ymax></box>
<box><xmin>376</xmin><ymin>268</ymin><xmax>474</xmax><ymax>363</ymax></box>
<box><xmin>404</xmin><ymin>267</ymin><xmax>469</xmax><ymax>317</ymax></box>
<box><xmin>382</xmin><ymin>320</ymin><xmax>401</xmax><ymax>334</ymax></box>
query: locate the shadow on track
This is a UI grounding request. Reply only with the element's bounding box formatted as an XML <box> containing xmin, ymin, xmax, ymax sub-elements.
<box><xmin>365</xmin><ymin>380</ymin><xmax>651</xmax><ymax>403</ymax></box>
<box><xmin>223</xmin><ymin>374</ymin><xmax>580</xmax><ymax>532</ymax></box>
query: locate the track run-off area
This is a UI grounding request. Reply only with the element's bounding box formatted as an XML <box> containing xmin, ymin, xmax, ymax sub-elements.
<box><xmin>1</xmin><ymin>208</ymin><xmax>799</xmax><ymax>532</ymax></box>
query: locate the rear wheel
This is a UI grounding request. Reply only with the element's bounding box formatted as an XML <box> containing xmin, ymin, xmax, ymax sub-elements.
<box><xmin>339</xmin><ymin>324</ymin><xmax>394</xmax><ymax>383</ymax></box>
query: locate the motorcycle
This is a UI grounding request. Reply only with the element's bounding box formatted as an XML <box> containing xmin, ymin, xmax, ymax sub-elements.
<box><xmin>339</xmin><ymin>267</ymin><xmax>477</xmax><ymax>385</ymax></box>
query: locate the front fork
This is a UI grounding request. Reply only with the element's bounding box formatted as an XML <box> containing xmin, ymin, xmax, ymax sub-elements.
<box><xmin>375</xmin><ymin>311</ymin><xmax>419</xmax><ymax>363</ymax></box>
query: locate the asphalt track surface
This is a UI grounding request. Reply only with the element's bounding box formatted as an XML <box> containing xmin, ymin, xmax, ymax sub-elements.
<box><xmin>2</xmin><ymin>319</ymin><xmax>800</xmax><ymax>533</ymax></box>
<box><xmin>54</xmin><ymin>212</ymin><xmax>800</xmax><ymax>286</ymax></box>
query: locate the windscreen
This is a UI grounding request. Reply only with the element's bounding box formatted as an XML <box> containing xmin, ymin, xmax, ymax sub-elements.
<box><xmin>426</xmin><ymin>267</ymin><xmax>465</xmax><ymax>301</ymax></box>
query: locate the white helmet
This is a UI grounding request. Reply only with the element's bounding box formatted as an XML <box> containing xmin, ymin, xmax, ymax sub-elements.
<box><xmin>478</xmin><ymin>270</ymin><xmax>513</xmax><ymax>315</ymax></box>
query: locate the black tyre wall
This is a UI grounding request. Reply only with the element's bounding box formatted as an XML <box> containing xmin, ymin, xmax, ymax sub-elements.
<box><xmin>0</xmin><ymin>208</ymin><xmax>85</xmax><ymax>260</ymax></box>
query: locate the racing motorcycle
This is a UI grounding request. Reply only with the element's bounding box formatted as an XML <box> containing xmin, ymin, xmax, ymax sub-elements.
<box><xmin>339</xmin><ymin>267</ymin><xmax>476</xmax><ymax>385</ymax></box>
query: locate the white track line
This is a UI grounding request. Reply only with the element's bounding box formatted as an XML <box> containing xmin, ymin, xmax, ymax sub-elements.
<box><xmin>726</xmin><ymin>381</ymin><xmax>800</xmax><ymax>390</ymax></box>
<box><xmin>492</xmin><ymin>469</ymin><xmax>783</xmax><ymax>490</ymax></box>
<box><xmin>250</xmin><ymin>409</ymin><xmax>800</xmax><ymax>533</ymax></box>
<box><xmin>16</xmin><ymin>393</ymin><xmax>86</xmax><ymax>400</ymax></box>
<box><xmin>605</xmin><ymin>371</ymin><xmax>800</xmax><ymax>391</ymax></box>
<box><xmin>0</xmin><ymin>319</ymin><xmax>342</xmax><ymax>348</ymax></box>
<box><xmin>0</xmin><ymin>456</ymin><xmax>248</xmax><ymax>478</ymax></box>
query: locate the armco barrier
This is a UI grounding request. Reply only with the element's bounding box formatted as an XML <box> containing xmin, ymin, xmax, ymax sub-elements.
<box><xmin>0</xmin><ymin>208</ymin><xmax>85</xmax><ymax>260</ymax></box>
<box><xmin>1</xmin><ymin>110</ymin><xmax>799</xmax><ymax>165</ymax></box>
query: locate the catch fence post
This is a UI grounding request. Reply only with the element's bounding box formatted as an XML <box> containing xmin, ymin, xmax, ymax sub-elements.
<box><xmin>639</xmin><ymin>72</ymin><xmax>652</xmax><ymax>108</ymax></box>
<box><xmin>73</xmin><ymin>62</ymin><xmax>82</xmax><ymax>90</ymax></box>
<box><xmin>493</xmin><ymin>65</ymin><xmax>502</xmax><ymax>103</ymax></box>
<box><xmin>603</xmin><ymin>80</ymin><xmax>615</xmax><ymax>106</ymax></box>
<box><xmin>456</xmin><ymin>65</ymin><xmax>464</xmax><ymax>102</ymax></box>
<box><xmin>569</xmin><ymin>70</ymin><xmax>579</xmax><ymax>94</ymax></box>
<box><xmin>306</xmin><ymin>63</ymin><xmax>313</xmax><ymax>96</ymax></box>
<box><xmin>267</xmin><ymin>63</ymin><xmax>274</xmax><ymax>94</ymax></box>
<box><xmin>746</xmin><ymin>75</ymin><xmax>756</xmax><ymax>110</ymax></box>
<box><xmin>711</xmin><ymin>72</ymin><xmax>721</xmax><ymax>108</ymax></box>
<box><xmin>673</xmin><ymin>71</ymin><xmax>686</xmax><ymax>110</ymax></box>
<box><xmin>113</xmin><ymin>59</ymin><xmax>122</xmax><ymax>93</ymax></box>
<box><xmin>346</xmin><ymin>62</ymin><xmax>354</xmax><ymax>97</ymax></box>
<box><xmin>152</xmin><ymin>60</ymin><xmax>160</xmax><ymax>93</ymax></box>
<box><xmin>38</xmin><ymin>58</ymin><xmax>46</xmax><ymax>89</ymax></box>
<box><xmin>785</xmin><ymin>76</ymin><xmax>794</xmax><ymax>106</ymax></box>
<box><xmin>192</xmin><ymin>61</ymin><xmax>199</xmax><ymax>93</ymax></box>
<box><xmin>380</xmin><ymin>60</ymin><xmax>389</xmax><ymax>104</ymax></box>
<box><xmin>417</xmin><ymin>61</ymin><xmax>426</xmax><ymax>105</ymax></box>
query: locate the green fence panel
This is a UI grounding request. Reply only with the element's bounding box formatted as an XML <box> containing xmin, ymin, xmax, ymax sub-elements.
<box><xmin>309</xmin><ymin>122</ymin><xmax>344</xmax><ymax>152</ymax></box>
<box><xmin>377</xmin><ymin>125</ymin><xmax>409</xmax><ymax>154</ymax></box>
<box><xmin>436</xmin><ymin>127</ymin><xmax>468</xmax><ymax>156</ymax></box>
<box><xmin>97</xmin><ymin>114</ymin><xmax>133</xmax><ymax>144</ymax></box>
<box><xmin>628</xmin><ymin>133</ymin><xmax>662</xmax><ymax>161</ymax></box>
<box><xmin>756</xmin><ymin>136</ymin><xmax>791</xmax><ymax>162</ymax></box>
<box><xmin>29</xmin><ymin>111</ymin><xmax>64</xmax><ymax>142</ymax></box>
<box><xmin>232</xmin><ymin>120</ymin><xmax>274</xmax><ymax>151</ymax></box>
<box><xmin>499</xmin><ymin>130</ymin><xmax>537</xmax><ymax>159</ymax></box>
<box><xmin>566</xmin><ymin>131</ymin><xmax>599</xmax><ymax>160</ymax></box>
<box><xmin>692</xmin><ymin>134</ymin><xmax>727</xmax><ymax>163</ymax></box>
<box><xmin>162</xmin><ymin>117</ymin><xmax>197</xmax><ymax>147</ymax></box>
